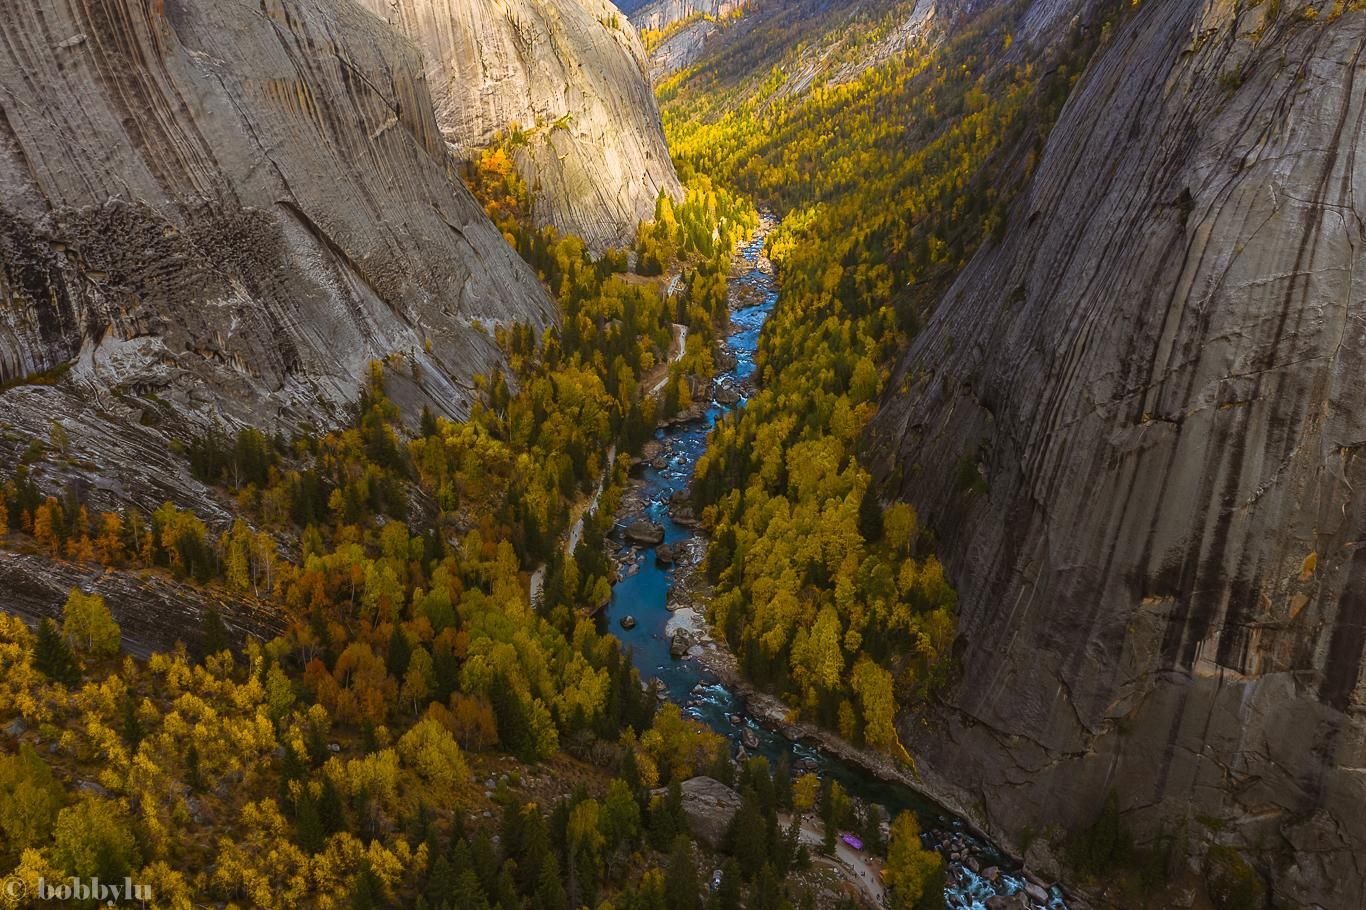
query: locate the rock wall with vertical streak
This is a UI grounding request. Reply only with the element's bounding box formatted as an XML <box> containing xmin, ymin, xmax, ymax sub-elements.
<box><xmin>0</xmin><ymin>0</ymin><xmax>554</xmax><ymax>434</ymax></box>
<box><xmin>868</xmin><ymin>0</ymin><xmax>1366</xmax><ymax>905</ymax></box>
<box><xmin>359</xmin><ymin>0</ymin><xmax>682</xmax><ymax>250</ymax></box>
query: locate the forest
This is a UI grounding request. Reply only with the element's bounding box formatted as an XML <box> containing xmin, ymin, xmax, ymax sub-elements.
<box><xmin>0</xmin><ymin>125</ymin><xmax>948</xmax><ymax>909</ymax></box>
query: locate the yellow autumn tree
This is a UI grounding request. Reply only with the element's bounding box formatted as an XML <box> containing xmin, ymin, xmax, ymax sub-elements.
<box><xmin>884</xmin><ymin>812</ymin><xmax>943</xmax><ymax>910</ymax></box>
<box><xmin>397</xmin><ymin>717</ymin><xmax>470</xmax><ymax>806</ymax></box>
<box><xmin>62</xmin><ymin>588</ymin><xmax>121</xmax><ymax>655</ymax></box>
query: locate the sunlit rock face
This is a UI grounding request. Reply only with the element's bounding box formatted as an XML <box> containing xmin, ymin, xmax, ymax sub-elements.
<box><xmin>870</xmin><ymin>1</ymin><xmax>1366</xmax><ymax>905</ymax></box>
<box><xmin>0</xmin><ymin>0</ymin><xmax>555</xmax><ymax>433</ymax></box>
<box><xmin>630</xmin><ymin>0</ymin><xmax>747</xmax><ymax>32</ymax></box>
<box><xmin>360</xmin><ymin>0</ymin><xmax>682</xmax><ymax>250</ymax></box>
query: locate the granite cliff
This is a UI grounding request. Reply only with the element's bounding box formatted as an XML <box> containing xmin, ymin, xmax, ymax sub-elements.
<box><xmin>0</xmin><ymin>0</ymin><xmax>555</xmax><ymax>434</ymax></box>
<box><xmin>869</xmin><ymin>0</ymin><xmax>1366</xmax><ymax>904</ymax></box>
<box><xmin>359</xmin><ymin>0</ymin><xmax>682</xmax><ymax>250</ymax></box>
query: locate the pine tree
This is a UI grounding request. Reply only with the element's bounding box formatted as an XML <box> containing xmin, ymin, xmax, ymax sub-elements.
<box><xmin>708</xmin><ymin>859</ymin><xmax>742</xmax><ymax>910</ymax></box>
<box><xmin>185</xmin><ymin>743</ymin><xmax>204</xmax><ymax>793</ymax></box>
<box><xmin>858</xmin><ymin>482</ymin><xmax>885</xmax><ymax>544</ymax></box>
<box><xmin>200</xmin><ymin>606</ymin><xmax>231</xmax><ymax>661</ymax></box>
<box><xmin>296</xmin><ymin>790</ymin><xmax>325</xmax><ymax>854</ymax></box>
<box><xmin>536</xmin><ymin>853</ymin><xmax>567</xmax><ymax>910</ymax></box>
<box><xmin>386</xmin><ymin>623</ymin><xmax>412</xmax><ymax>679</ymax></box>
<box><xmin>665</xmin><ymin>835</ymin><xmax>700</xmax><ymax>910</ymax></box>
<box><xmin>33</xmin><ymin>618</ymin><xmax>79</xmax><ymax>687</ymax></box>
<box><xmin>350</xmin><ymin>862</ymin><xmax>384</xmax><ymax>910</ymax></box>
<box><xmin>318</xmin><ymin>777</ymin><xmax>346</xmax><ymax>835</ymax></box>
<box><xmin>121</xmin><ymin>696</ymin><xmax>144</xmax><ymax>750</ymax></box>
<box><xmin>419</xmin><ymin>406</ymin><xmax>439</xmax><ymax>438</ymax></box>
<box><xmin>425</xmin><ymin>853</ymin><xmax>455</xmax><ymax>907</ymax></box>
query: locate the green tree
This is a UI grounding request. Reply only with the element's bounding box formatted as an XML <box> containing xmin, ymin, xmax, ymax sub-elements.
<box><xmin>0</xmin><ymin>743</ymin><xmax>65</xmax><ymax>851</ymax></box>
<box><xmin>52</xmin><ymin>797</ymin><xmax>140</xmax><ymax>881</ymax></box>
<box><xmin>201</xmin><ymin>605</ymin><xmax>232</xmax><ymax>659</ymax></box>
<box><xmin>34</xmin><ymin>617</ymin><xmax>80</xmax><ymax>686</ymax></box>
<box><xmin>601</xmin><ymin>777</ymin><xmax>642</xmax><ymax>850</ymax></box>
<box><xmin>665</xmin><ymin>834</ymin><xmax>700</xmax><ymax>910</ymax></box>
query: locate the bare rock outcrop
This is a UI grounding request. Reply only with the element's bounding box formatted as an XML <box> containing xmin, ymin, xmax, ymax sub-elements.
<box><xmin>652</xmin><ymin>776</ymin><xmax>742</xmax><ymax>848</ymax></box>
<box><xmin>869</xmin><ymin>1</ymin><xmax>1366</xmax><ymax>905</ymax></box>
<box><xmin>0</xmin><ymin>0</ymin><xmax>554</xmax><ymax>435</ymax></box>
<box><xmin>631</xmin><ymin>0</ymin><xmax>747</xmax><ymax>32</ymax></box>
<box><xmin>359</xmin><ymin>0</ymin><xmax>682</xmax><ymax>249</ymax></box>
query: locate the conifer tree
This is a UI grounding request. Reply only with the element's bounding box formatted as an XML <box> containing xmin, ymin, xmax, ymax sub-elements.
<box><xmin>33</xmin><ymin>617</ymin><xmax>79</xmax><ymax>686</ymax></box>
<box><xmin>665</xmin><ymin>835</ymin><xmax>701</xmax><ymax>910</ymax></box>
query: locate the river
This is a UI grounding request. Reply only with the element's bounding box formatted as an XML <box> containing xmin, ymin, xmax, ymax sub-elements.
<box><xmin>600</xmin><ymin>218</ymin><xmax>1070</xmax><ymax>910</ymax></box>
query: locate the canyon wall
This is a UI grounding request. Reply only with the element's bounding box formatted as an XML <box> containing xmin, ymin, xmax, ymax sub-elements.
<box><xmin>360</xmin><ymin>0</ymin><xmax>682</xmax><ymax>249</ymax></box>
<box><xmin>870</xmin><ymin>0</ymin><xmax>1366</xmax><ymax>905</ymax></box>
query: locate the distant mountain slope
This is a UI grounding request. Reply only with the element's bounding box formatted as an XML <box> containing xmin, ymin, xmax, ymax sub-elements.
<box><xmin>630</xmin><ymin>0</ymin><xmax>746</xmax><ymax>31</ymax></box>
<box><xmin>870</xmin><ymin>1</ymin><xmax>1366</xmax><ymax>905</ymax></box>
<box><xmin>359</xmin><ymin>0</ymin><xmax>681</xmax><ymax>250</ymax></box>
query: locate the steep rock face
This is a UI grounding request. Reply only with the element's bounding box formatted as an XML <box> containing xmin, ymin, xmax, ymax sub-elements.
<box><xmin>0</xmin><ymin>0</ymin><xmax>554</xmax><ymax>433</ymax></box>
<box><xmin>631</xmin><ymin>0</ymin><xmax>747</xmax><ymax>32</ymax></box>
<box><xmin>869</xmin><ymin>1</ymin><xmax>1366</xmax><ymax>904</ymax></box>
<box><xmin>631</xmin><ymin>0</ymin><xmax>752</xmax><ymax>78</ymax></box>
<box><xmin>359</xmin><ymin>0</ymin><xmax>682</xmax><ymax>250</ymax></box>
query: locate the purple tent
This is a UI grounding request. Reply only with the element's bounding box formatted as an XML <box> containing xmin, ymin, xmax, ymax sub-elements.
<box><xmin>841</xmin><ymin>834</ymin><xmax>863</xmax><ymax>851</ymax></box>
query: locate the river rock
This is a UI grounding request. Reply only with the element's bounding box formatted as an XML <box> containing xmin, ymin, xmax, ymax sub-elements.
<box><xmin>1023</xmin><ymin>882</ymin><xmax>1049</xmax><ymax>904</ymax></box>
<box><xmin>655</xmin><ymin>544</ymin><xmax>678</xmax><ymax>565</ymax></box>
<box><xmin>672</xmin><ymin>505</ymin><xmax>700</xmax><ymax>528</ymax></box>
<box><xmin>624</xmin><ymin>520</ymin><xmax>665</xmax><ymax>546</ymax></box>
<box><xmin>985</xmin><ymin>896</ymin><xmax>1029</xmax><ymax>910</ymax></box>
<box><xmin>620</xmin><ymin>615</ymin><xmax>637</xmax><ymax>630</ymax></box>
<box><xmin>669</xmin><ymin>630</ymin><xmax>692</xmax><ymax>658</ymax></box>
<box><xmin>715</xmin><ymin>385</ymin><xmax>741</xmax><ymax>406</ymax></box>
<box><xmin>740</xmin><ymin>727</ymin><xmax>759</xmax><ymax>750</ymax></box>
<box><xmin>77</xmin><ymin>780</ymin><xmax>111</xmax><ymax>799</ymax></box>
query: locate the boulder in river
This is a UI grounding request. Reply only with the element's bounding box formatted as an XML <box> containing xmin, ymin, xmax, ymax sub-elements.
<box><xmin>740</xmin><ymin>727</ymin><xmax>760</xmax><ymax>750</ymax></box>
<box><xmin>655</xmin><ymin>543</ymin><xmax>678</xmax><ymax>565</ymax></box>
<box><xmin>620</xmin><ymin>615</ymin><xmax>637</xmax><ymax>630</ymax></box>
<box><xmin>985</xmin><ymin>896</ymin><xmax>1029</xmax><ymax>910</ymax></box>
<box><xmin>672</xmin><ymin>505</ymin><xmax>699</xmax><ymax>527</ymax></box>
<box><xmin>669</xmin><ymin>629</ymin><xmax>692</xmax><ymax>658</ymax></box>
<box><xmin>624</xmin><ymin>519</ymin><xmax>665</xmax><ymax>545</ymax></box>
<box><xmin>715</xmin><ymin>385</ymin><xmax>741</xmax><ymax>406</ymax></box>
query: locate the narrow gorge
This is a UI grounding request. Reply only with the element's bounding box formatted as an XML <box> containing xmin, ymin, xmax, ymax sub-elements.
<box><xmin>0</xmin><ymin>0</ymin><xmax>1362</xmax><ymax>909</ymax></box>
